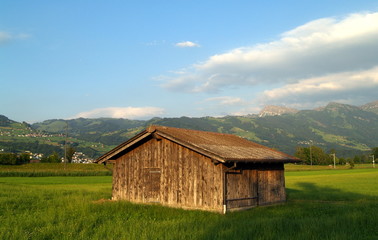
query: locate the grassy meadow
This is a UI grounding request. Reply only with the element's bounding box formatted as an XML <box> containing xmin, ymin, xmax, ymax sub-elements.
<box><xmin>0</xmin><ymin>166</ymin><xmax>377</xmax><ymax>239</ymax></box>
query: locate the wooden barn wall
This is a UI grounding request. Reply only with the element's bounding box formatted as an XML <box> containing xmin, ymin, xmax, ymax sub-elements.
<box><xmin>225</xmin><ymin>163</ymin><xmax>286</xmax><ymax>210</ymax></box>
<box><xmin>112</xmin><ymin>136</ymin><xmax>224</xmax><ymax>212</ymax></box>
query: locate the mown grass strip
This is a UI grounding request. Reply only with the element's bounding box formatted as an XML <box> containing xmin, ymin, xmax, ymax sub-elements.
<box><xmin>285</xmin><ymin>163</ymin><xmax>375</xmax><ymax>171</ymax></box>
<box><xmin>0</xmin><ymin>171</ymin><xmax>112</xmax><ymax>177</ymax></box>
<box><xmin>0</xmin><ymin>163</ymin><xmax>112</xmax><ymax>177</ymax></box>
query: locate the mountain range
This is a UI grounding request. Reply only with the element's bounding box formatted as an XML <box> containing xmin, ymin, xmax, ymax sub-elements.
<box><xmin>1</xmin><ymin>101</ymin><xmax>377</xmax><ymax>159</ymax></box>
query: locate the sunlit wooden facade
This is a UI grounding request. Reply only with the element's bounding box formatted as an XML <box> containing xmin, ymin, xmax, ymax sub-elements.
<box><xmin>96</xmin><ymin>126</ymin><xmax>299</xmax><ymax>213</ymax></box>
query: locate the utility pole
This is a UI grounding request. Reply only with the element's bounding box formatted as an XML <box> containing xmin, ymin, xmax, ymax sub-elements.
<box><xmin>371</xmin><ymin>155</ymin><xmax>375</xmax><ymax>168</ymax></box>
<box><xmin>306</xmin><ymin>140</ymin><xmax>313</xmax><ymax>166</ymax></box>
<box><xmin>331</xmin><ymin>153</ymin><xmax>336</xmax><ymax>169</ymax></box>
<box><xmin>310</xmin><ymin>143</ymin><xmax>313</xmax><ymax>166</ymax></box>
<box><xmin>64</xmin><ymin>122</ymin><xmax>68</xmax><ymax>170</ymax></box>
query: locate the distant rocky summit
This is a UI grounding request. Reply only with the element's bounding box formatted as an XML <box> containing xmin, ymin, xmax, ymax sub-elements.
<box><xmin>360</xmin><ymin>100</ymin><xmax>378</xmax><ymax>114</ymax></box>
<box><xmin>258</xmin><ymin>105</ymin><xmax>299</xmax><ymax>117</ymax></box>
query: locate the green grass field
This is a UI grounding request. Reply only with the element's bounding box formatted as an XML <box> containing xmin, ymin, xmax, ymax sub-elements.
<box><xmin>0</xmin><ymin>167</ymin><xmax>377</xmax><ymax>239</ymax></box>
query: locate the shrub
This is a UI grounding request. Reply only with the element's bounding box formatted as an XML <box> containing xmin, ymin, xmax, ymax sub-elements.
<box><xmin>0</xmin><ymin>153</ymin><xmax>18</xmax><ymax>165</ymax></box>
<box><xmin>349</xmin><ymin>160</ymin><xmax>355</xmax><ymax>169</ymax></box>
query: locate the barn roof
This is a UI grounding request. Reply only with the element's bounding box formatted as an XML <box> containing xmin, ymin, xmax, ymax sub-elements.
<box><xmin>95</xmin><ymin>125</ymin><xmax>300</xmax><ymax>164</ymax></box>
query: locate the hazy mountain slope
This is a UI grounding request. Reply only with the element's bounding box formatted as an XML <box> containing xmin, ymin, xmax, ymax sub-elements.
<box><xmin>1</xmin><ymin>100</ymin><xmax>377</xmax><ymax>158</ymax></box>
<box><xmin>33</xmin><ymin>118</ymin><xmax>145</xmax><ymax>134</ymax></box>
<box><xmin>32</xmin><ymin>118</ymin><xmax>146</xmax><ymax>145</ymax></box>
<box><xmin>0</xmin><ymin>115</ymin><xmax>16</xmax><ymax>127</ymax></box>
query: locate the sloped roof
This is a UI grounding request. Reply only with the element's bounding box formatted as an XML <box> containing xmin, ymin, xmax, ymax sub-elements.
<box><xmin>95</xmin><ymin>125</ymin><xmax>300</xmax><ymax>164</ymax></box>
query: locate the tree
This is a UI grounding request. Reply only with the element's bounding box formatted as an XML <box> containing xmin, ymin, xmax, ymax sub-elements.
<box><xmin>49</xmin><ymin>152</ymin><xmax>60</xmax><ymax>163</ymax></box>
<box><xmin>17</xmin><ymin>152</ymin><xmax>31</xmax><ymax>164</ymax></box>
<box><xmin>0</xmin><ymin>152</ymin><xmax>31</xmax><ymax>165</ymax></box>
<box><xmin>0</xmin><ymin>153</ymin><xmax>17</xmax><ymax>165</ymax></box>
<box><xmin>295</xmin><ymin>146</ymin><xmax>333</xmax><ymax>165</ymax></box>
<box><xmin>349</xmin><ymin>159</ymin><xmax>355</xmax><ymax>169</ymax></box>
<box><xmin>66</xmin><ymin>146</ymin><xmax>76</xmax><ymax>163</ymax></box>
<box><xmin>41</xmin><ymin>152</ymin><xmax>60</xmax><ymax>163</ymax></box>
<box><xmin>372</xmin><ymin>147</ymin><xmax>378</xmax><ymax>158</ymax></box>
<box><xmin>295</xmin><ymin>146</ymin><xmax>311</xmax><ymax>165</ymax></box>
<box><xmin>353</xmin><ymin>155</ymin><xmax>361</xmax><ymax>163</ymax></box>
<box><xmin>338</xmin><ymin>157</ymin><xmax>346</xmax><ymax>165</ymax></box>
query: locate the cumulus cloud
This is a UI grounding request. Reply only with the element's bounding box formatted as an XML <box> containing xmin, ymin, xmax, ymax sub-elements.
<box><xmin>175</xmin><ymin>41</ymin><xmax>200</xmax><ymax>48</ymax></box>
<box><xmin>162</xmin><ymin>11</ymin><xmax>378</xmax><ymax>100</ymax></box>
<box><xmin>0</xmin><ymin>31</ymin><xmax>30</xmax><ymax>45</ymax></box>
<box><xmin>260</xmin><ymin>66</ymin><xmax>378</xmax><ymax>107</ymax></box>
<box><xmin>72</xmin><ymin>107</ymin><xmax>165</xmax><ymax>119</ymax></box>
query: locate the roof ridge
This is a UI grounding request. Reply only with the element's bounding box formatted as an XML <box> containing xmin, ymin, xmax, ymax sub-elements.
<box><xmin>150</xmin><ymin>124</ymin><xmax>239</xmax><ymax>137</ymax></box>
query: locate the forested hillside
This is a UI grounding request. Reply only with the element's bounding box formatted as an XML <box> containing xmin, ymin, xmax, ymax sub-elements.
<box><xmin>143</xmin><ymin>102</ymin><xmax>378</xmax><ymax>156</ymax></box>
<box><xmin>1</xmin><ymin>101</ymin><xmax>377</xmax><ymax>159</ymax></box>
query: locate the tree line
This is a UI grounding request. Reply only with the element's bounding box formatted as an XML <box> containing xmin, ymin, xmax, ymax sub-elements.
<box><xmin>0</xmin><ymin>146</ymin><xmax>76</xmax><ymax>165</ymax></box>
<box><xmin>0</xmin><ymin>152</ymin><xmax>31</xmax><ymax>165</ymax></box>
<box><xmin>295</xmin><ymin>146</ymin><xmax>378</xmax><ymax>166</ymax></box>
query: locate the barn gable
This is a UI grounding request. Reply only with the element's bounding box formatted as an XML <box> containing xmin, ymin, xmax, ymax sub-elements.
<box><xmin>96</xmin><ymin>125</ymin><xmax>300</xmax><ymax>213</ymax></box>
<box><xmin>96</xmin><ymin>125</ymin><xmax>299</xmax><ymax>164</ymax></box>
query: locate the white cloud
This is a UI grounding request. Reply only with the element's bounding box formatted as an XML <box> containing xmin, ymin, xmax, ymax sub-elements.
<box><xmin>175</xmin><ymin>41</ymin><xmax>200</xmax><ymax>48</ymax></box>
<box><xmin>162</xmin><ymin>11</ymin><xmax>378</xmax><ymax>100</ymax></box>
<box><xmin>205</xmin><ymin>96</ymin><xmax>243</xmax><ymax>105</ymax></box>
<box><xmin>0</xmin><ymin>31</ymin><xmax>31</xmax><ymax>45</ymax></box>
<box><xmin>260</xmin><ymin>66</ymin><xmax>378</xmax><ymax>107</ymax></box>
<box><xmin>72</xmin><ymin>107</ymin><xmax>165</xmax><ymax>120</ymax></box>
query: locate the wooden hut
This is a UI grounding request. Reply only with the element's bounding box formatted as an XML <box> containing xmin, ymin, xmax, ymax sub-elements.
<box><xmin>95</xmin><ymin>125</ymin><xmax>300</xmax><ymax>213</ymax></box>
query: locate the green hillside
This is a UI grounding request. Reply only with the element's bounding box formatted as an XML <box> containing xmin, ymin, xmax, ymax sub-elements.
<box><xmin>0</xmin><ymin>116</ymin><xmax>114</xmax><ymax>158</ymax></box>
<box><xmin>1</xmin><ymin>101</ymin><xmax>377</xmax><ymax>160</ymax></box>
<box><xmin>32</xmin><ymin>118</ymin><xmax>145</xmax><ymax>145</ymax></box>
<box><xmin>143</xmin><ymin>102</ymin><xmax>378</xmax><ymax>156</ymax></box>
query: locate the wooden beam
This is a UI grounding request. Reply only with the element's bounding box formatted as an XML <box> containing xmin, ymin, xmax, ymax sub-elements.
<box><xmin>152</xmin><ymin>133</ymin><xmax>162</xmax><ymax>141</ymax></box>
<box><xmin>96</xmin><ymin>132</ymin><xmax>151</xmax><ymax>164</ymax></box>
<box><xmin>226</xmin><ymin>196</ymin><xmax>258</xmax><ymax>202</ymax></box>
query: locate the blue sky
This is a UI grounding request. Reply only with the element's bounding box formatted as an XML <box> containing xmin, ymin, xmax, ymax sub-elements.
<box><xmin>1</xmin><ymin>1</ymin><xmax>378</xmax><ymax>123</ymax></box>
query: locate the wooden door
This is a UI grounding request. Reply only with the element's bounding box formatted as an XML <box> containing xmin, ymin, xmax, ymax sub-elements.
<box><xmin>225</xmin><ymin>170</ymin><xmax>258</xmax><ymax>209</ymax></box>
<box><xmin>257</xmin><ymin>170</ymin><xmax>286</xmax><ymax>205</ymax></box>
<box><xmin>144</xmin><ymin>168</ymin><xmax>161</xmax><ymax>203</ymax></box>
